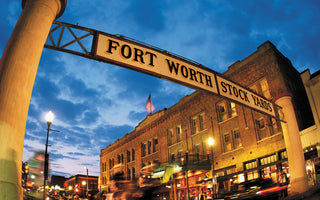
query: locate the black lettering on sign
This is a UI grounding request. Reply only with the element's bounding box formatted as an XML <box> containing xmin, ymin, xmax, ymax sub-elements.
<box><xmin>251</xmin><ymin>95</ymin><xmax>272</xmax><ymax>112</ymax></box>
<box><xmin>106</xmin><ymin>39</ymin><xmax>119</xmax><ymax>54</ymax></box>
<box><xmin>220</xmin><ymin>81</ymin><xmax>250</xmax><ymax>103</ymax></box>
<box><xmin>105</xmin><ymin>39</ymin><xmax>157</xmax><ymax>67</ymax></box>
<box><xmin>181</xmin><ymin>65</ymin><xmax>188</xmax><ymax>78</ymax></box>
<box><xmin>121</xmin><ymin>44</ymin><xmax>132</xmax><ymax>59</ymax></box>
<box><xmin>205</xmin><ymin>75</ymin><xmax>213</xmax><ymax>87</ymax></box>
<box><xmin>166</xmin><ymin>59</ymin><xmax>213</xmax><ymax>88</ymax></box>
<box><xmin>221</xmin><ymin>81</ymin><xmax>228</xmax><ymax>93</ymax></box>
<box><xmin>197</xmin><ymin>71</ymin><xmax>205</xmax><ymax>84</ymax></box>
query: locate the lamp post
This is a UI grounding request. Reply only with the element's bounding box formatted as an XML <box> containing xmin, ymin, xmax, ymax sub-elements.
<box><xmin>208</xmin><ymin>137</ymin><xmax>215</xmax><ymax>198</ymax></box>
<box><xmin>84</xmin><ymin>166</ymin><xmax>89</xmax><ymax>197</ymax></box>
<box><xmin>43</xmin><ymin>111</ymin><xmax>54</xmax><ymax>200</ymax></box>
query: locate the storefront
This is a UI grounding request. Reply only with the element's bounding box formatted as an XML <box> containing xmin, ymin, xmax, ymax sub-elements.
<box><xmin>214</xmin><ymin>149</ymin><xmax>289</xmax><ymax>198</ymax></box>
<box><xmin>304</xmin><ymin>144</ymin><xmax>320</xmax><ymax>186</ymax></box>
<box><xmin>174</xmin><ymin>170</ymin><xmax>212</xmax><ymax>200</ymax></box>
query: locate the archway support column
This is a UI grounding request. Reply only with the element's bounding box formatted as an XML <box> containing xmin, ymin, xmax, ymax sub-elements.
<box><xmin>275</xmin><ymin>94</ymin><xmax>308</xmax><ymax>194</ymax></box>
<box><xmin>0</xmin><ymin>0</ymin><xmax>66</xmax><ymax>199</ymax></box>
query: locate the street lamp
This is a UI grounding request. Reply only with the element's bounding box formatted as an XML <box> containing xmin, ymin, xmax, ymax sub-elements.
<box><xmin>208</xmin><ymin>137</ymin><xmax>214</xmax><ymax>146</ymax></box>
<box><xmin>43</xmin><ymin>111</ymin><xmax>54</xmax><ymax>200</ymax></box>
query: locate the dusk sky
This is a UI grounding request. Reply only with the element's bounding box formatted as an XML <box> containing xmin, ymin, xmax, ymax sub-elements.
<box><xmin>1</xmin><ymin>0</ymin><xmax>320</xmax><ymax>178</ymax></box>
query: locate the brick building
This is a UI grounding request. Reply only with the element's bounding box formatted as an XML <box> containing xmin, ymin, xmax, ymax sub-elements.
<box><xmin>64</xmin><ymin>174</ymin><xmax>98</xmax><ymax>197</ymax></box>
<box><xmin>100</xmin><ymin>41</ymin><xmax>314</xmax><ymax>199</ymax></box>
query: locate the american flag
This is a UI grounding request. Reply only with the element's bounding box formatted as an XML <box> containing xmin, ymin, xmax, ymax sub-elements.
<box><xmin>146</xmin><ymin>94</ymin><xmax>155</xmax><ymax>113</ymax></box>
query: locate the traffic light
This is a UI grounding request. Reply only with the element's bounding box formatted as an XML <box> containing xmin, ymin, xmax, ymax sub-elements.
<box><xmin>25</xmin><ymin>164</ymin><xmax>29</xmax><ymax>175</ymax></box>
<box><xmin>22</xmin><ymin>162</ymin><xmax>29</xmax><ymax>176</ymax></box>
<box><xmin>75</xmin><ymin>184</ymin><xmax>79</xmax><ymax>193</ymax></box>
<box><xmin>22</xmin><ymin>162</ymin><xmax>29</xmax><ymax>188</ymax></box>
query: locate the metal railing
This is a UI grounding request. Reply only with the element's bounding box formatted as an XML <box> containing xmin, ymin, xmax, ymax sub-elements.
<box><xmin>155</xmin><ymin>153</ymin><xmax>213</xmax><ymax>170</ymax></box>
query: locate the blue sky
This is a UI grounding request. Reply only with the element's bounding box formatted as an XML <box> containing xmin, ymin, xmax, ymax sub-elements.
<box><xmin>1</xmin><ymin>0</ymin><xmax>320</xmax><ymax>178</ymax></box>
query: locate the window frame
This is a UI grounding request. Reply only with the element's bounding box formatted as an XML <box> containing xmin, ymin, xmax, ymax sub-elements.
<box><xmin>176</xmin><ymin>125</ymin><xmax>182</xmax><ymax>142</ymax></box>
<box><xmin>223</xmin><ymin>132</ymin><xmax>232</xmax><ymax>152</ymax></box>
<box><xmin>232</xmin><ymin>128</ymin><xmax>242</xmax><ymax>149</ymax></box>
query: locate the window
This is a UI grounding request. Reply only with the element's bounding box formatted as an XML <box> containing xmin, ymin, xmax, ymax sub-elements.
<box><xmin>259</xmin><ymin>154</ymin><xmax>277</xmax><ymax>166</ymax></box>
<box><xmin>268</xmin><ymin>117</ymin><xmax>280</xmax><ymax>135</ymax></box>
<box><xmin>153</xmin><ymin>138</ymin><xmax>158</xmax><ymax>153</ymax></box>
<box><xmin>127</xmin><ymin>150</ymin><xmax>131</xmax><ymax>163</ymax></box>
<box><xmin>117</xmin><ymin>155</ymin><xmax>121</xmax><ymax>164</ymax></box>
<box><xmin>191</xmin><ymin>117</ymin><xmax>197</xmax><ymax>134</ymax></box>
<box><xmin>168</xmin><ymin>129</ymin><xmax>173</xmax><ymax>146</ymax></box>
<box><xmin>215</xmin><ymin>170</ymin><xmax>225</xmax><ymax>177</ymax></box>
<box><xmin>279</xmin><ymin>150</ymin><xmax>287</xmax><ymax>160</ymax></box>
<box><xmin>170</xmin><ymin>153</ymin><xmax>175</xmax><ymax>162</ymax></box>
<box><xmin>217</xmin><ymin>102</ymin><xmax>227</xmax><ymax>121</ymax></box>
<box><xmin>244</xmin><ymin>160</ymin><xmax>257</xmax><ymax>170</ymax></box>
<box><xmin>141</xmin><ymin>143</ymin><xmax>146</xmax><ymax>157</ymax></box>
<box><xmin>217</xmin><ymin>101</ymin><xmax>237</xmax><ymax>122</ymax></box>
<box><xmin>132</xmin><ymin>149</ymin><xmax>135</xmax><ymax>161</ymax></box>
<box><xmin>191</xmin><ymin>112</ymin><xmax>206</xmax><ymax>134</ymax></box>
<box><xmin>102</xmin><ymin>162</ymin><xmax>106</xmax><ymax>172</ymax></box>
<box><xmin>229</xmin><ymin>102</ymin><xmax>237</xmax><ymax>117</ymax></box>
<box><xmin>256</xmin><ymin>117</ymin><xmax>267</xmax><ymax>140</ymax></box>
<box><xmin>260</xmin><ymin>79</ymin><xmax>271</xmax><ymax>99</ymax></box>
<box><xmin>148</xmin><ymin>141</ymin><xmax>152</xmax><ymax>154</ymax></box>
<box><xmin>223</xmin><ymin>133</ymin><xmax>232</xmax><ymax>152</ymax></box>
<box><xmin>127</xmin><ymin>168</ymin><xmax>131</xmax><ymax>180</ymax></box>
<box><xmin>250</xmin><ymin>78</ymin><xmax>271</xmax><ymax>99</ymax></box>
<box><xmin>226</xmin><ymin>167</ymin><xmax>236</xmax><ymax>175</ymax></box>
<box><xmin>132</xmin><ymin>167</ymin><xmax>135</xmax><ymax>179</ymax></box>
<box><xmin>247</xmin><ymin>170</ymin><xmax>259</xmax><ymax>180</ymax></box>
<box><xmin>176</xmin><ymin>125</ymin><xmax>181</xmax><ymax>142</ymax></box>
<box><xmin>199</xmin><ymin>113</ymin><xmax>205</xmax><ymax>131</ymax></box>
<box><xmin>232</xmin><ymin>129</ymin><xmax>242</xmax><ymax>149</ymax></box>
<box><xmin>177</xmin><ymin>151</ymin><xmax>182</xmax><ymax>159</ymax></box>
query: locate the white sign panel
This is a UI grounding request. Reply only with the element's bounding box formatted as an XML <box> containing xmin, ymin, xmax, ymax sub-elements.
<box><xmin>216</xmin><ymin>75</ymin><xmax>275</xmax><ymax>117</ymax></box>
<box><xmin>94</xmin><ymin>33</ymin><xmax>218</xmax><ymax>95</ymax></box>
<box><xmin>94</xmin><ymin>33</ymin><xmax>275</xmax><ymax>117</ymax></box>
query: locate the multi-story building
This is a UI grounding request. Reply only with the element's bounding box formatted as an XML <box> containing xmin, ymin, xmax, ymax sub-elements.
<box><xmin>300</xmin><ymin>69</ymin><xmax>320</xmax><ymax>186</ymax></box>
<box><xmin>50</xmin><ymin>175</ymin><xmax>67</xmax><ymax>189</ymax></box>
<box><xmin>100</xmin><ymin>41</ymin><xmax>315</xmax><ymax>199</ymax></box>
<box><xmin>64</xmin><ymin>174</ymin><xmax>98</xmax><ymax>197</ymax></box>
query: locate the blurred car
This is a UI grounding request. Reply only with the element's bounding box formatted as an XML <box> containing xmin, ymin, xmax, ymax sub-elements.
<box><xmin>224</xmin><ymin>178</ymin><xmax>288</xmax><ymax>200</ymax></box>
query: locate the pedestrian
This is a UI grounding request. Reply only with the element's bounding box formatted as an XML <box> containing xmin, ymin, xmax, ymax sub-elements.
<box><xmin>199</xmin><ymin>189</ymin><xmax>205</xmax><ymax>200</ymax></box>
<box><xmin>280</xmin><ymin>172</ymin><xmax>288</xmax><ymax>197</ymax></box>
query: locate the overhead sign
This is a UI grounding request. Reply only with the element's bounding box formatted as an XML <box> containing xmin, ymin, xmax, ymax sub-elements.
<box><xmin>216</xmin><ymin>76</ymin><xmax>275</xmax><ymax>117</ymax></box>
<box><xmin>94</xmin><ymin>33</ymin><xmax>218</xmax><ymax>95</ymax></box>
<box><xmin>94</xmin><ymin>33</ymin><xmax>275</xmax><ymax>117</ymax></box>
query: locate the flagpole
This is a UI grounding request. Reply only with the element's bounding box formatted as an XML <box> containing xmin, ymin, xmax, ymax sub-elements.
<box><xmin>149</xmin><ymin>93</ymin><xmax>151</xmax><ymax>113</ymax></box>
<box><xmin>150</xmin><ymin>94</ymin><xmax>152</xmax><ymax>114</ymax></box>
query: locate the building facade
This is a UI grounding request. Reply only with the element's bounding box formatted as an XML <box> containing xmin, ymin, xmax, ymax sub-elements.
<box><xmin>100</xmin><ymin>41</ymin><xmax>315</xmax><ymax>199</ymax></box>
<box><xmin>64</xmin><ymin>174</ymin><xmax>98</xmax><ymax>197</ymax></box>
<box><xmin>300</xmin><ymin>69</ymin><xmax>320</xmax><ymax>186</ymax></box>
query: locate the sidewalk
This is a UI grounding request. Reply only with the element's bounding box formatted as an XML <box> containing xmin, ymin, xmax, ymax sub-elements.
<box><xmin>284</xmin><ymin>184</ymin><xmax>320</xmax><ymax>200</ymax></box>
